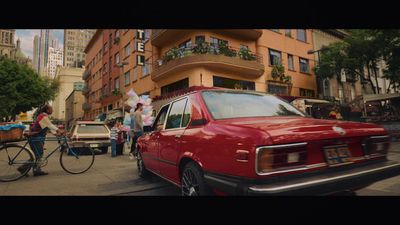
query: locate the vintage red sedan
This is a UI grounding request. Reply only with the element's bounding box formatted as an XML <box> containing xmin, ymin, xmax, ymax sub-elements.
<box><xmin>136</xmin><ymin>88</ymin><xmax>400</xmax><ymax>195</ymax></box>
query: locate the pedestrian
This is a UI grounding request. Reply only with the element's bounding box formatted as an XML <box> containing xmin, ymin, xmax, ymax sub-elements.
<box><xmin>110</xmin><ymin>120</ymin><xmax>118</xmax><ymax>157</ymax></box>
<box><xmin>116</xmin><ymin>120</ymin><xmax>125</xmax><ymax>156</ymax></box>
<box><xmin>129</xmin><ymin>103</ymin><xmax>144</xmax><ymax>159</ymax></box>
<box><xmin>18</xmin><ymin>104</ymin><xmax>65</xmax><ymax>176</ymax></box>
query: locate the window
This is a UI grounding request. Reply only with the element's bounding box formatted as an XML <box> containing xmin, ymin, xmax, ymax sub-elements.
<box><xmin>103</xmin><ymin>42</ymin><xmax>108</xmax><ymax>53</ymax></box>
<box><xmin>269</xmin><ymin>49</ymin><xmax>282</xmax><ymax>65</ymax></box>
<box><xmin>152</xmin><ymin>104</ymin><xmax>169</xmax><ymax>131</ymax></box>
<box><xmin>142</xmin><ymin>58</ymin><xmax>151</xmax><ymax>77</ymax></box>
<box><xmin>213</xmin><ymin>76</ymin><xmax>255</xmax><ymax>90</ymax></box>
<box><xmin>165</xmin><ymin>98</ymin><xmax>187</xmax><ymax>129</ymax></box>
<box><xmin>124</xmin><ymin>71</ymin><xmax>130</xmax><ymax>85</ymax></box>
<box><xmin>270</xmin><ymin>29</ymin><xmax>280</xmax><ymax>33</ymax></box>
<box><xmin>103</xmin><ymin>85</ymin><xmax>108</xmax><ymax>96</ymax></box>
<box><xmin>161</xmin><ymin>78</ymin><xmax>189</xmax><ymax>95</ymax></box>
<box><xmin>114</xmin><ymin>77</ymin><xmax>120</xmax><ymax>90</ymax></box>
<box><xmin>288</xmin><ymin>54</ymin><xmax>294</xmax><ymax>70</ymax></box>
<box><xmin>285</xmin><ymin>29</ymin><xmax>292</xmax><ymax>37</ymax></box>
<box><xmin>195</xmin><ymin>36</ymin><xmax>205</xmax><ymax>44</ymax></box>
<box><xmin>109</xmin><ymin>57</ymin><xmax>112</xmax><ymax>72</ymax></box>
<box><xmin>132</xmin><ymin>67</ymin><xmax>137</xmax><ymax>80</ymax></box>
<box><xmin>300</xmin><ymin>88</ymin><xmax>315</xmax><ymax>97</ymax></box>
<box><xmin>179</xmin><ymin>39</ymin><xmax>192</xmax><ymax>50</ymax></box>
<box><xmin>182</xmin><ymin>99</ymin><xmax>192</xmax><ymax>127</ymax></box>
<box><xmin>144</xmin><ymin>29</ymin><xmax>151</xmax><ymax>41</ymax></box>
<box><xmin>210</xmin><ymin>37</ymin><xmax>228</xmax><ymax>47</ymax></box>
<box><xmin>109</xmin><ymin>34</ymin><xmax>112</xmax><ymax>48</ymax></box>
<box><xmin>268</xmin><ymin>84</ymin><xmax>288</xmax><ymax>95</ymax></box>
<box><xmin>299</xmin><ymin>57</ymin><xmax>310</xmax><ymax>73</ymax></box>
<box><xmin>115</xmin><ymin>30</ymin><xmax>120</xmax><ymax>38</ymax></box>
<box><xmin>201</xmin><ymin>91</ymin><xmax>304</xmax><ymax>120</ymax></box>
<box><xmin>124</xmin><ymin>43</ymin><xmax>131</xmax><ymax>57</ymax></box>
<box><xmin>297</xmin><ymin>29</ymin><xmax>307</xmax><ymax>42</ymax></box>
<box><xmin>115</xmin><ymin>52</ymin><xmax>120</xmax><ymax>64</ymax></box>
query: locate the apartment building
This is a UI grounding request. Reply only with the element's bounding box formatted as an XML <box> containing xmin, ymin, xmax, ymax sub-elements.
<box><xmin>83</xmin><ymin>29</ymin><xmax>319</xmax><ymax>119</ymax></box>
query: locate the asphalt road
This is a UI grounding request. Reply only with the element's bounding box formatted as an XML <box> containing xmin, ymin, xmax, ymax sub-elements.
<box><xmin>0</xmin><ymin>138</ymin><xmax>399</xmax><ymax>196</ymax></box>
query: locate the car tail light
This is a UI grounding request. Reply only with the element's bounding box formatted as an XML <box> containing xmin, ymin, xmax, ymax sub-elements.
<box><xmin>362</xmin><ymin>135</ymin><xmax>390</xmax><ymax>157</ymax></box>
<box><xmin>256</xmin><ymin>142</ymin><xmax>308</xmax><ymax>174</ymax></box>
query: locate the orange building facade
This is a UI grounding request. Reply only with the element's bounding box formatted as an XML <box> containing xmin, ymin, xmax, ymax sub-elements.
<box><xmin>83</xmin><ymin>29</ymin><xmax>318</xmax><ymax>120</ymax></box>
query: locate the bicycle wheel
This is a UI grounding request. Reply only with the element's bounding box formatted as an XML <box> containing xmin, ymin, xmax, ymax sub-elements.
<box><xmin>59</xmin><ymin>147</ymin><xmax>95</xmax><ymax>174</ymax></box>
<box><xmin>0</xmin><ymin>144</ymin><xmax>34</xmax><ymax>182</ymax></box>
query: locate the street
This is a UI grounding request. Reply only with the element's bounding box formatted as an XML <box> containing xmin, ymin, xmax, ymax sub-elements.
<box><xmin>0</xmin><ymin>140</ymin><xmax>399</xmax><ymax>196</ymax></box>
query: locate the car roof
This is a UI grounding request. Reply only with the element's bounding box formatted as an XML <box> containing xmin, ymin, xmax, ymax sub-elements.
<box><xmin>75</xmin><ymin>121</ymin><xmax>105</xmax><ymax>125</ymax></box>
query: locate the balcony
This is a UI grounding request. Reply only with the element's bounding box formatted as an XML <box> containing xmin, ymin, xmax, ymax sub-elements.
<box><xmin>82</xmin><ymin>102</ymin><xmax>91</xmax><ymax>111</ymax></box>
<box><xmin>82</xmin><ymin>69</ymin><xmax>91</xmax><ymax>80</ymax></box>
<box><xmin>152</xmin><ymin>42</ymin><xmax>264</xmax><ymax>82</ymax></box>
<box><xmin>151</xmin><ymin>29</ymin><xmax>263</xmax><ymax>47</ymax></box>
<box><xmin>82</xmin><ymin>87</ymin><xmax>90</xmax><ymax>96</ymax></box>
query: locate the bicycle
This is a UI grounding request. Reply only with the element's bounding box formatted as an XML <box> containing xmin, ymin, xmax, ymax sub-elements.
<box><xmin>0</xmin><ymin>133</ymin><xmax>95</xmax><ymax>182</ymax></box>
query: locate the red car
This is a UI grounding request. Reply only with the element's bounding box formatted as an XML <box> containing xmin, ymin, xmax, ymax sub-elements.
<box><xmin>136</xmin><ymin>88</ymin><xmax>400</xmax><ymax>195</ymax></box>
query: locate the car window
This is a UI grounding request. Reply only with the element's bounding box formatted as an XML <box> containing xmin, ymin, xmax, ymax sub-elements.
<box><xmin>201</xmin><ymin>91</ymin><xmax>305</xmax><ymax>119</ymax></box>
<box><xmin>153</xmin><ymin>104</ymin><xmax>169</xmax><ymax>131</ymax></box>
<box><xmin>76</xmin><ymin>124</ymin><xmax>109</xmax><ymax>134</ymax></box>
<box><xmin>165</xmin><ymin>98</ymin><xmax>187</xmax><ymax>129</ymax></box>
<box><xmin>181</xmin><ymin>99</ymin><xmax>191</xmax><ymax>127</ymax></box>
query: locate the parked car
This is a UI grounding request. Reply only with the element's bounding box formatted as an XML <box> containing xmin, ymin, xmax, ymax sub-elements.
<box><xmin>68</xmin><ymin>121</ymin><xmax>111</xmax><ymax>154</ymax></box>
<box><xmin>136</xmin><ymin>88</ymin><xmax>400</xmax><ymax>196</ymax></box>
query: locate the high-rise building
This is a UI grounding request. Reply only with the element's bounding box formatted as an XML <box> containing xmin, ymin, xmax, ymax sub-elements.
<box><xmin>0</xmin><ymin>29</ymin><xmax>16</xmax><ymax>58</ymax></box>
<box><xmin>38</xmin><ymin>29</ymin><xmax>53</xmax><ymax>76</ymax></box>
<box><xmin>46</xmin><ymin>47</ymin><xmax>63</xmax><ymax>79</ymax></box>
<box><xmin>64</xmin><ymin>29</ymin><xmax>96</xmax><ymax>68</ymax></box>
<box><xmin>33</xmin><ymin>35</ymin><xmax>39</xmax><ymax>72</ymax></box>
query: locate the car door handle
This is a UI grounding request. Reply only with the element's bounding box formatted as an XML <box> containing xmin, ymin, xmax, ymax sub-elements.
<box><xmin>175</xmin><ymin>134</ymin><xmax>182</xmax><ymax>138</ymax></box>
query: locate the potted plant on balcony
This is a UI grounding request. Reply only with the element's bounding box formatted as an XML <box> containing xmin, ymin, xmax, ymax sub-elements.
<box><xmin>112</xmin><ymin>89</ymin><xmax>121</xmax><ymax>96</ymax></box>
<box><xmin>271</xmin><ymin>61</ymin><xmax>285</xmax><ymax>81</ymax></box>
<box><xmin>164</xmin><ymin>47</ymin><xmax>181</xmax><ymax>62</ymax></box>
<box><xmin>218</xmin><ymin>42</ymin><xmax>237</xmax><ymax>57</ymax></box>
<box><xmin>193</xmin><ymin>41</ymin><xmax>210</xmax><ymax>54</ymax></box>
<box><xmin>238</xmin><ymin>48</ymin><xmax>257</xmax><ymax>61</ymax></box>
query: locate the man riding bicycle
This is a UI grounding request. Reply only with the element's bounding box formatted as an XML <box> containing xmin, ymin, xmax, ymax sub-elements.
<box><xmin>18</xmin><ymin>104</ymin><xmax>65</xmax><ymax>176</ymax></box>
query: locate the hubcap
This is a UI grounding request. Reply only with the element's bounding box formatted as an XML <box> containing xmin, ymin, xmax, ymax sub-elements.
<box><xmin>182</xmin><ymin>169</ymin><xmax>199</xmax><ymax>196</ymax></box>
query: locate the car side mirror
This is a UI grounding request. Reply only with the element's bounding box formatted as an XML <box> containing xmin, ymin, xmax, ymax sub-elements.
<box><xmin>143</xmin><ymin>125</ymin><xmax>153</xmax><ymax>133</ymax></box>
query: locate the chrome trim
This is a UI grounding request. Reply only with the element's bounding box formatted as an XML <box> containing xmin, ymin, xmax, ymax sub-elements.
<box><xmin>255</xmin><ymin>142</ymin><xmax>311</xmax><ymax>176</ymax></box>
<box><xmin>369</xmin><ymin>135</ymin><xmax>390</xmax><ymax>139</ymax></box>
<box><xmin>249</xmin><ymin>163</ymin><xmax>400</xmax><ymax>193</ymax></box>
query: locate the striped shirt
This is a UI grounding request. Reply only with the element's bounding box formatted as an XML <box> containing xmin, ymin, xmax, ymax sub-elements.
<box><xmin>110</xmin><ymin>127</ymin><xmax>119</xmax><ymax>140</ymax></box>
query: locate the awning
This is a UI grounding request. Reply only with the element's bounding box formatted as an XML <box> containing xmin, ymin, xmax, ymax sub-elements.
<box><xmin>106</xmin><ymin>109</ymin><xmax>123</xmax><ymax>120</ymax></box>
<box><xmin>363</xmin><ymin>93</ymin><xmax>400</xmax><ymax>102</ymax></box>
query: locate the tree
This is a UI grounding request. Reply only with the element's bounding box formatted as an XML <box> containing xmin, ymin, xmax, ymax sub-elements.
<box><xmin>0</xmin><ymin>56</ymin><xmax>59</xmax><ymax>121</ymax></box>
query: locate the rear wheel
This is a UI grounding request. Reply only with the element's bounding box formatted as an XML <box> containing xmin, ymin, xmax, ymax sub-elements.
<box><xmin>181</xmin><ymin>162</ymin><xmax>213</xmax><ymax>196</ymax></box>
<box><xmin>0</xmin><ymin>144</ymin><xmax>34</xmax><ymax>182</ymax></box>
<box><xmin>60</xmin><ymin>146</ymin><xmax>95</xmax><ymax>174</ymax></box>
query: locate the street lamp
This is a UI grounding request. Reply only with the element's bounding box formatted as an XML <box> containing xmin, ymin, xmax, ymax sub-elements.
<box><xmin>116</xmin><ymin>61</ymin><xmax>129</xmax><ymax>116</ymax></box>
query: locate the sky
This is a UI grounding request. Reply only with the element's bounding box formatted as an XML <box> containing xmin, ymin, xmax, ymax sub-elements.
<box><xmin>15</xmin><ymin>29</ymin><xmax>64</xmax><ymax>59</ymax></box>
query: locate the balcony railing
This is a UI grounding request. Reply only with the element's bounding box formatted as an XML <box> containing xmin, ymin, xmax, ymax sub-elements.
<box><xmin>82</xmin><ymin>102</ymin><xmax>91</xmax><ymax>111</ymax></box>
<box><xmin>82</xmin><ymin>69</ymin><xmax>91</xmax><ymax>80</ymax></box>
<box><xmin>155</xmin><ymin>42</ymin><xmax>263</xmax><ymax>70</ymax></box>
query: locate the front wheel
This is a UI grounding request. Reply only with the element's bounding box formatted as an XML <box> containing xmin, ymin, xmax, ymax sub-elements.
<box><xmin>0</xmin><ymin>144</ymin><xmax>34</xmax><ymax>182</ymax></box>
<box><xmin>181</xmin><ymin>162</ymin><xmax>213</xmax><ymax>196</ymax></box>
<box><xmin>137</xmin><ymin>151</ymin><xmax>149</xmax><ymax>178</ymax></box>
<box><xmin>60</xmin><ymin>146</ymin><xmax>95</xmax><ymax>174</ymax></box>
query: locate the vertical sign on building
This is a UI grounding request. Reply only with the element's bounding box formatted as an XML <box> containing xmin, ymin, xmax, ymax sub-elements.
<box><xmin>136</xmin><ymin>29</ymin><xmax>145</xmax><ymax>66</ymax></box>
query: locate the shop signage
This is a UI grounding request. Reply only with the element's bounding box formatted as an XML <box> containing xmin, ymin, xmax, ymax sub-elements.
<box><xmin>136</xmin><ymin>29</ymin><xmax>145</xmax><ymax>66</ymax></box>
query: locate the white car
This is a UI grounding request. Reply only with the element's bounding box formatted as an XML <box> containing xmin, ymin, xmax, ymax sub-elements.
<box><xmin>68</xmin><ymin>121</ymin><xmax>111</xmax><ymax>154</ymax></box>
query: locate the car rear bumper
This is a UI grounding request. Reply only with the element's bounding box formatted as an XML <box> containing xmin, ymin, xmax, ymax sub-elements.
<box><xmin>69</xmin><ymin>141</ymin><xmax>111</xmax><ymax>148</ymax></box>
<box><xmin>204</xmin><ymin>160</ymin><xmax>400</xmax><ymax>195</ymax></box>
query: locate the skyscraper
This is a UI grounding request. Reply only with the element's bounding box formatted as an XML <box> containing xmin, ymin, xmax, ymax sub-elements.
<box><xmin>46</xmin><ymin>47</ymin><xmax>63</xmax><ymax>79</ymax></box>
<box><xmin>33</xmin><ymin>35</ymin><xmax>39</xmax><ymax>72</ymax></box>
<box><xmin>38</xmin><ymin>29</ymin><xmax>53</xmax><ymax>76</ymax></box>
<box><xmin>64</xmin><ymin>29</ymin><xmax>96</xmax><ymax>68</ymax></box>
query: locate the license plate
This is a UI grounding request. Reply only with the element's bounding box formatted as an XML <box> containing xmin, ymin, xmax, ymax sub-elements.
<box><xmin>323</xmin><ymin>145</ymin><xmax>352</xmax><ymax>166</ymax></box>
<box><xmin>90</xmin><ymin>144</ymin><xmax>100</xmax><ymax>148</ymax></box>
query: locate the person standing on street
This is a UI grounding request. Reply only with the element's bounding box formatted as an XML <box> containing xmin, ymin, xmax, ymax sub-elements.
<box><xmin>110</xmin><ymin>120</ymin><xmax>118</xmax><ymax>157</ymax></box>
<box><xmin>129</xmin><ymin>103</ymin><xmax>144</xmax><ymax>159</ymax></box>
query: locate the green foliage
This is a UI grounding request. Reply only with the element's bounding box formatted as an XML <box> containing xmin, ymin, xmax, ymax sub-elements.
<box><xmin>0</xmin><ymin>56</ymin><xmax>59</xmax><ymax>121</ymax></box>
<box><xmin>112</xmin><ymin>88</ymin><xmax>121</xmax><ymax>96</ymax></box>
<box><xmin>218</xmin><ymin>42</ymin><xmax>237</xmax><ymax>57</ymax></box>
<box><xmin>164</xmin><ymin>47</ymin><xmax>181</xmax><ymax>62</ymax></box>
<box><xmin>192</xmin><ymin>41</ymin><xmax>211</xmax><ymax>54</ymax></box>
<box><xmin>238</xmin><ymin>48</ymin><xmax>256</xmax><ymax>61</ymax></box>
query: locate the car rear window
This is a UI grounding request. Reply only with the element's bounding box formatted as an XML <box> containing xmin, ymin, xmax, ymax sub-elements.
<box><xmin>201</xmin><ymin>91</ymin><xmax>305</xmax><ymax>119</ymax></box>
<box><xmin>76</xmin><ymin>124</ymin><xmax>109</xmax><ymax>134</ymax></box>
